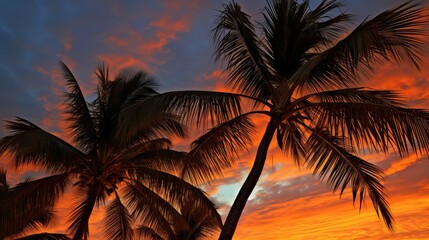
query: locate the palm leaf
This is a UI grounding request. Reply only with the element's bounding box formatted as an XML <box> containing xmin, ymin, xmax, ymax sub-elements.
<box><xmin>113</xmin><ymin>69</ymin><xmax>159</xmax><ymax>108</ymax></box>
<box><xmin>213</xmin><ymin>1</ymin><xmax>273</xmax><ymax>101</ymax></box>
<box><xmin>119</xmin><ymin>138</ymin><xmax>172</xmax><ymax>159</ymax></box>
<box><xmin>124</xmin><ymin>149</ymin><xmax>186</xmax><ymax>174</ymax></box>
<box><xmin>91</xmin><ymin>63</ymin><xmax>110</xmax><ymax>145</ymax></box>
<box><xmin>0</xmin><ymin>168</ymin><xmax>7</xmax><ymax>193</ymax></box>
<box><xmin>95</xmin><ymin>68</ymin><xmax>160</xmax><ymax>143</ymax></box>
<box><xmin>300</xmin><ymin>88</ymin><xmax>405</xmax><ymax>105</ymax></box>
<box><xmin>0</xmin><ymin>209</ymin><xmax>54</xmax><ymax>239</ymax></box>
<box><xmin>116</xmin><ymin>112</ymin><xmax>186</xmax><ymax>147</ymax></box>
<box><xmin>0</xmin><ymin>173</ymin><xmax>70</xmax><ymax>213</ymax></box>
<box><xmin>60</xmin><ymin>61</ymin><xmax>96</xmax><ymax>153</ymax></box>
<box><xmin>262</xmin><ymin>0</ymin><xmax>351</xmax><ymax>79</ymax></box>
<box><xmin>289</xmin><ymin>1</ymin><xmax>427</xmax><ymax>93</ymax></box>
<box><xmin>0</xmin><ymin>173</ymin><xmax>70</xmax><ymax>238</ymax></box>
<box><xmin>306</xmin><ymin>0</ymin><xmax>351</xmax><ymax>41</ymax></box>
<box><xmin>305</xmin><ymin>90</ymin><xmax>429</xmax><ymax>155</ymax></box>
<box><xmin>117</xmin><ymin>91</ymin><xmax>243</xmax><ymax>144</ymax></box>
<box><xmin>124</xmin><ymin>181</ymin><xmax>188</xmax><ymax>238</ymax></box>
<box><xmin>176</xmin><ymin>198</ymin><xmax>222</xmax><ymax>240</ymax></box>
<box><xmin>277</xmin><ymin>120</ymin><xmax>306</xmax><ymax>165</ymax></box>
<box><xmin>132</xmin><ymin>168</ymin><xmax>221</xmax><ymax>227</ymax></box>
<box><xmin>182</xmin><ymin>114</ymin><xmax>255</xmax><ymax>184</ymax></box>
<box><xmin>104</xmin><ymin>191</ymin><xmax>133</xmax><ymax>240</ymax></box>
<box><xmin>0</xmin><ymin>117</ymin><xmax>85</xmax><ymax>172</ymax></box>
<box><xmin>68</xmin><ymin>182</ymin><xmax>101</xmax><ymax>240</ymax></box>
<box><xmin>117</xmin><ymin>138</ymin><xmax>184</xmax><ymax>172</ymax></box>
<box><xmin>305</xmin><ymin>128</ymin><xmax>394</xmax><ymax>230</ymax></box>
<box><xmin>121</xmin><ymin>90</ymin><xmax>242</xmax><ymax>127</ymax></box>
<box><xmin>134</xmin><ymin>226</ymin><xmax>164</xmax><ymax>240</ymax></box>
<box><xmin>135</xmin><ymin>115</ymin><xmax>186</xmax><ymax>142</ymax></box>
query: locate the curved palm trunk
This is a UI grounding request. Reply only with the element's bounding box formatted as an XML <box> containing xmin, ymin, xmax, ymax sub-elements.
<box><xmin>219</xmin><ymin>120</ymin><xmax>277</xmax><ymax>240</ymax></box>
<box><xmin>73</xmin><ymin>182</ymin><xmax>100</xmax><ymax>240</ymax></box>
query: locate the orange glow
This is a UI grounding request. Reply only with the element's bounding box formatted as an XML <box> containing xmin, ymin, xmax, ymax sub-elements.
<box><xmin>97</xmin><ymin>53</ymin><xmax>151</xmax><ymax>75</ymax></box>
<box><xmin>63</xmin><ymin>32</ymin><xmax>72</xmax><ymax>51</ymax></box>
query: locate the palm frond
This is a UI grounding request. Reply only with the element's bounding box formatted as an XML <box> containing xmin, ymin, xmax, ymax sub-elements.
<box><xmin>289</xmin><ymin>1</ymin><xmax>427</xmax><ymax>93</ymax></box>
<box><xmin>120</xmin><ymin>138</ymin><xmax>172</xmax><ymax>159</ymax></box>
<box><xmin>124</xmin><ymin>149</ymin><xmax>186</xmax><ymax>174</ymax></box>
<box><xmin>95</xmin><ymin>68</ymin><xmax>160</xmax><ymax>143</ymax></box>
<box><xmin>0</xmin><ymin>209</ymin><xmax>54</xmax><ymax>239</ymax></box>
<box><xmin>213</xmin><ymin>1</ymin><xmax>273</xmax><ymax>101</ymax></box>
<box><xmin>114</xmin><ymin>69</ymin><xmax>159</xmax><ymax>107</ymax></box>
<box><xmin>0</xmin><ymin>117</ymin><xmax>85</xmax><ymax>172</ymax></box>
<box><xmin>182</xmin><ymin>115</ymin><xmax>255</xmax><ymax>185</ymax></box>
<box><xmin>132</xmin><ymin>168</ymin><xmax>221</xmax><ymax>227</ymax></box>
<box><xmin>14</xmin><ymin>233</ymin><xmax>71</xmax><ymax>240</ymax></box>
<box><xmin>118</xmin><ymin>91</ymin><xmax>242</xmax><ymax>141</ymax></box>
<box><xmin>95</xmin><ymin>62</ymin><xmax>109</xmax><ymax>87</ymax></box>
<box><xmin>68</xmin><ymin>183</ymin><xmax>101</xmax><ymax>240</ymax></box>
<box><xmin>91</xmin><ymin>63</ymin><xmax>110</xmax><ymax>145</ymax></box>
<box><xmin>299</xmin><ymin>88</ymin><xmax>405</xmax><ymax>105</ymax></box>
<box><xmin>176</xmin><ymin>198</ymin><xmax>222</xmax><ymax>240</ymax></box>
<box><xmin>104</xmin><ymin>191</ymin><xmax>133</xmax><ymax>240</ymax></box>
<box><xmin>304</xmin><ymin>89</ymin><xmax>429</xmax><ymax>155</ymax></box>
<box><xmin>277</xmin><ymin>120</ymin><xmax>306</xmax><ymax>165</ymax></box>
<box><xmin>134</xmin><ymin>226</ymin><xmax>164</xmax><ymax>240</ymax></box>
<box><xmin>124</xmin><ymin>181</ymin><xmax>188</xmax><ymax>238</ymax></box>
<box><xmin>60</xmin><ymin>61</ymin><xmax>96</xmax><ymax>153</ymax></box>
<box><xmin>135</xmin><ymin>115</ymin><xmax>186</xmax><ymax>142</ymax></box>
<box><xmin>116</xmin><ymin>112</ymin><xmax>186</xmax><ymax>147</ymax></box>
<box><xmin>262</xmin><ymin>0</ymin><xmax>351</xmax><ymax>79</ymax></box>
<box><xmin>0</xmin><ymin>173</ymin><xmax>70</xmax><ymax>212</ymax></box>
<box><xmin>305</xmin><ymin>128</ymin><xmax>394</xmax><ymax>230</ymax></box>
<box><xmin>0</xmin><ymin>168</ymin><xmax>8</xmax><ymax>193</ymax></box>
<box><xmin>306</xmin><ymin>0</ymin><xmax>351</xmax><ymax>42</ymax></box>
<box><xmin>0</xmin><ymin>173</ymin><xmax>70</xmax><ymax>238</ymax></box>
<box><xmin>108</xmin><ymin>73</ymin><xmax>187</xmax><ymax>146</ymax></box>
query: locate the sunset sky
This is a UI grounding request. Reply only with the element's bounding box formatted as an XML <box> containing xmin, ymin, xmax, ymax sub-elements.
<box><xmin>1</xmin><ymin>0</ymin><xmax>429</xmax><ymax>239</ymax></box>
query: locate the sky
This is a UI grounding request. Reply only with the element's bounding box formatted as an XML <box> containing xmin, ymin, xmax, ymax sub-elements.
<box><xmin>0</xmin><ymin>0</ymin><xmax>429</xmax><ymax>239</ymax></box>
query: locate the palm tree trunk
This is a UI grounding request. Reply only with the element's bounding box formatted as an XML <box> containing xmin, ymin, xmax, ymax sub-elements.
<box><xmin>73</xmin><ymin>182</ymin><xmax>100</xmax><ymax>240</ymax></box>
<box><xmin>219</xmin><ymin>120</ymin><xmax>277</xmax><ymax>240</ymax></box>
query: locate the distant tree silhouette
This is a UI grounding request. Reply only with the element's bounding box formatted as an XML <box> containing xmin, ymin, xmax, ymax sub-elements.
<box><xmin>0</xmin><ymin>63</ymin><xmax>221</xmax><ymax>240</ymax></box>
<box><xmin>118</xmin><ymin>1</ymin><xmax>429</xmax><ymax>239</ymax></box>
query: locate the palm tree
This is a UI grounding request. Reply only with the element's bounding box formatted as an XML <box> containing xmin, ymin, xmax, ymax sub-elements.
<box><xmin>117</xmin><ymin>1</ymin><xmax>429</xmax><ymax>239</ymax></box>
<box><xmin>0</xmin><ymin>62</ymin><xmax>221</xmax><ymax>240</ymax></box>
<box><xmin>0</xmin><ymin>168</ymin><xmax>70</xmax><ymax>239</ymax></box>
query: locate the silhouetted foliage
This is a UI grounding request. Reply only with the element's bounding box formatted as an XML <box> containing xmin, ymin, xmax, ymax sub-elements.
<box><xmin>0</xmin><ymin>63</ymin><xmax>221</xmax><ymax>240</ymax></box>
<box><xmin>0</xmin><ymin>169</ymin><xmax>69</xmax><ymax>240</ymax></box>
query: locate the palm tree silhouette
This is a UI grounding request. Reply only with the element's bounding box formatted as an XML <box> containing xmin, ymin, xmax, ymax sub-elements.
<box><xmin>0</xmin><ymin>62</ymin><xmax>221</xmax><ymax>240</ymax></box>
<box><xmin>118</xmin><ymin>1</ymin><xmax>429</xmax><ymax>239</ymax></box>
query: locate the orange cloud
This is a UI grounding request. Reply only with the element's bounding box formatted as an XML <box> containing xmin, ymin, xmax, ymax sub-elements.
<box><xmin>97</xmin><ymin>53</ymin><xmax>151</xmax><ymax>76</ymax></box>
<box><xmin>102</xmin><ymin>1</ymin><xmax>198</xmax><ymax>77</ymax></box>
<box><xmin>362</xmin><ymin>57</ymin><xmax>429</xmax><ymax>109</ymax></box>
<box><xmin>105</xmin><ymin>35</ymin><xmax>129</xmax><ymax>48</ymax></box>
<box><xmin>233</xmin><ymin>180</ymin><xmax>429</xmax><ymax>239</ymax></box>
<box><xmin>63</xmin><ymin>32</ymin><xmax>72</xmax><ymax>51</ymax></box>
<box><xmin>385</xmin><ymin>153</ymin><xmax>422</xmax><ymax>175</ymax></box>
